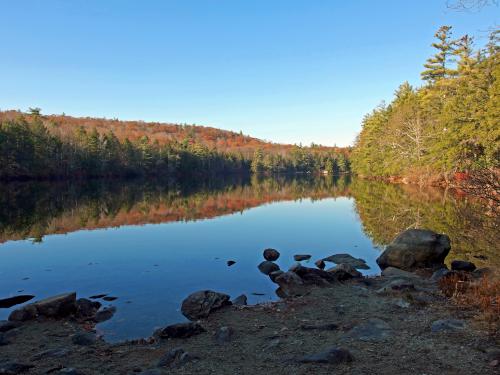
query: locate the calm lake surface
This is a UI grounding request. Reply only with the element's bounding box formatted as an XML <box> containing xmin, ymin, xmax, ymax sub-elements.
<box><xmin>0</xmin><ymin>176</ymin><xmax>498</xmax><ymax>342</ymax></box>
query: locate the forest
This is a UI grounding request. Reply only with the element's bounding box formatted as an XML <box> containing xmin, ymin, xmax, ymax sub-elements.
<box><xmin>0</xmin><ymin>110</ymin><xmax>350</xmax><ymax>180</ymax></box>
<box><xmin>351</xmin><ymin>26</ymin><xmax>499</xmax><ymax>184</ymax></box>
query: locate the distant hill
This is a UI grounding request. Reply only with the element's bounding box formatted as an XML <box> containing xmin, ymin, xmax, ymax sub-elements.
<box><xmin>0</xmin><ymin>110</ymin><xmax>349</xmax><ymax>158</ymax></box>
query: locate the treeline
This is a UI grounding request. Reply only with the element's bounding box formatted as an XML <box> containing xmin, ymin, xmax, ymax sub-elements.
<box><xmin>0</xmin><ymin>111</ymin><xmax>350</xmax><ymax>180</ymax></box>
<box><xmin>351</xmin><ymin>26</ymin><xmax>499</xmax><ymax>183</ymax></box>
<box><xmin>250</xmin><ymin>146</ymin><xmax>350</xmax><ymax>174</ymax></box>
<box><xmin>0</xmin><ymin>111</ymin><xmax>247</xmax><ymax>180</ymax></box>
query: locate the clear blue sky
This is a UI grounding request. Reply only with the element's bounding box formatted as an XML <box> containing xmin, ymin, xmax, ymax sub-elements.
<box><xmin>0</xmin><ymin>1</ymin><xmax>498</xmax><ymax>146</ymax></box>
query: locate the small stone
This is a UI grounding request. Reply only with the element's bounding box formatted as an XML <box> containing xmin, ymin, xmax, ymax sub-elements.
<box><xmin>214</xmin><ymin>326</ymin><xmax>234</xmax><ymax>344</ymax></box>
<box><xmin>258</xmin><ymin>261</ymin><xmax>280</xmax><ymax>275</ymax></box>
<box><xmin>394</xmin><ymin>298</ymin><xmax>410</xmax><ymax>308</ymax></box>
<box><xmin>431</xmin><ymin>319</ymin><xmax>466</xmax><ymax>332</ymax></box>
<box><xmin>490</xmin><ymin>360</ymin><xmax>499</xmax><ymax>367</ymax></box>
<box><xmin>298</xmin><ymin>347</ymin><xmax>353</xmax><ymax>364</ymax></box>
<box><xmin>157</xmin><ymin>347</ymin><xmax>196</xmax><ymax>368</ymax></box>
<box><xmin>94</xmin><ymin>306</ymin><xmax>116</xmax><ymax>323</ymax></box>
<box><xmin>102</xmin><ymin>296</ymin><xmax>117</xmax><ymax>301</ymax></box>
<box><xmin>156</xmin><ymin>322</ymin><xmax>205</xmax><ymax>339</ymax></box>
<box><xmin>226</xmin><ymin>260</ymin><xmax>236</xmax><ymax>266</ymax></box>
<box><xmin>89</xmin><ymin>294</ymin><xmax>107</xmax><ymax>299</ymax></box>
<box><xmin>232</xmin><ymin>294</ymin><xmax>247</xmax><ymax>306</ymax></box>
<box><xmin>263</xmin><ymin>248</ymin><xmax>280</xmax><ymax>261</ymax></box>
<box><xmin>71</xmin><ymin>332</ymin><xmax>97</xmax><ymax>346</ymax></box>
<box><xmin>451</xmin><ymin>260</ymin><xmax>476</xmax><ymax>272</ymax></box>
<box><xmin>315</xmin><ymin>260</ymin><xmax>326</xmax><ymax>270</ymax></box>
<box><xmin>348</xmin><ymin>318</ymin><xmax>392</xmax><ymax>342</ymax></box>
<box><xmin>293</xmin><ymin>254</ymin><xmax>311</xmax><ymax>261</ymax></box>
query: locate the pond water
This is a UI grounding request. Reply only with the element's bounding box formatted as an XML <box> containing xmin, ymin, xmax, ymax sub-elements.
<box><xmin>0</xmin><ymin>176</ymin><xmax>498</xmax><ymax>342</ymax></box>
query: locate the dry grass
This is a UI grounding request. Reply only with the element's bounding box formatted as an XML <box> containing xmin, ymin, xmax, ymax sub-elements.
<box><xmin>439</xmin><ymin>272</ymin><xmax>500</xmax><ymax>334</ymax></box>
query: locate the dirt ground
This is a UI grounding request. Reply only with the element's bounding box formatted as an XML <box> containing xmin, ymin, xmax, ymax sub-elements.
<box><xmin>1</xmin><ymin>275</ymin><xmax>498</xmax><ymax>375</ymax></box>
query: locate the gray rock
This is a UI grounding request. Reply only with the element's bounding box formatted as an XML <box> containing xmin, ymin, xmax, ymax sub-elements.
<box><xmin>430</xmin><ymin>268</ymin><xmax>452</xmax><ymax>282</ymax></box>
<box><xmin>258</xmin><ymin>261</ymin><xmax>280</xmax><ymax>275</ymax></box>
<box><xmin>0</xmin><ymin>321</ymin><xmax>19</xmax><ymax>333</ymax></box>
<box><xmin>75</xmin><ymin>298</ymin><xmax>101</xmax><ymax>319</ymax></box>
<box><xmin>214</xmin><ymin>326</ymin><xmax>234</xmax><ymax>344</ymax></box>
<box><xmin>0</xmin><ymin>362</ymin><xmax>34</xmax><ymax>374</ymax></box>
<box><xmin>376</xmin><ymin>229</ymin><xmax>451</xmax><ymax>271</ymax></box>
<box><xmin>9</xmin><ymin>292</ymin><xmax>76</xmax><ymax>321</ymax></box>
<box><xmin>451</xmin><ymin>260</ymin><xmax>476</xmax><ymax>272</ymax></box>
<box><xmin>327</xmin><ymin>263</ymin><xmax>362</xmax><ymax>279</ymax></box>
<box><xmin>323</xmin><ymin>253</ymin><xmax>370</xmax><ymax>270</ymax></box>
<box><xmin>94</xmin><ymin>306</ymin><xmax>116</xmax><ymax>323</ymax></box>
<box><xmin>348</xmin><ymin>318</ymin><xmax>392</xmax><ymax>341</ymax></box>
<box><xmin>157</xmin><ymin>347</ymin><xmax>197</xmax><ymax>368</ymax></box>
<box><xmin>274</xmin><ymin>271</ymin><xmax>306</xmax><ymax>297</ymax></box>
<box><xmin>291</xmin><ymin>265</ymin><xmax>339</xmax><ymax>285</ymax></box>
<box><xmin>315</xmin><ymin>259</ymin><xmax>326</xmax><ymax>270</ymax></box>
<box><xmin>269</xmin><ymin>270</ymin><xmax>284</xmax><ymax>283</ymax></box>
<box><xmin>31</xmin><ymin>348</ymin><xmax>71</xmax><ymax>360</ymax></box>
<box><xmin>8</xmin><ymin>304</ymin><xmax>37</xmax><ymax>322</ymax></box>
<box><xmin>293</xmin><ymin>254</ymin><xmax>311</xmax><ymax>261</ymax></box>
<box><xmin>431</xmin><ymin>319</ymin><xmax>466</xmax><ymax>332</ymax></box>
<box><xmin>181</xmin><ymin>290</ymin><xmax>231</xmax><ymax>320</ymax></box>
<box><xmin>382</xmin><ymin>267</ymin><xmax>421</xmax><ymax>279</ymax></box>
<box><xmin>71</xmin><ymin>332</ymin><xmax>97</xmax><ymax>346</ymax></box>
<box><xmin>156</xmin><ymin>322</ymin><xmax>205</xmax><ymax>339</ymax></box>
<box><xmin>298</xmin><ymin>347</ymin><xmax>353</xmax><ymax>364</ymax></box>
<box><xmin>263</xmin><ymin>248</ymin><xmax>280</xmax><ymax>261</ymax></box>
<box><xmin>232</xmin><ymin>294</ymin><xmax>248</xmax><ymax>306</ymax></box>
<box><xmin>376</xmin><ymin>278</ymin><xmax>415</xmax><ymax>295</ymax></box>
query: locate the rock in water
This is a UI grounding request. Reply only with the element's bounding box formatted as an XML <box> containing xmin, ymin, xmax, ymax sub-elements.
<box><xmin>323</xmin><ymin>254</ymin><xmax>370</xmax><ymax>269</ymax></box>
<box><xmin>156</xmin><ymin>322</ymin><xmax>205</xmax><ymax>339</ymax></box>
<box><xmin>274</xmin><ymin>271</ymin><xmax>306</xmax><ymax>297</ymax></box>
<box><xmin>298</xmin><ymin>347</ymin><xmax>353</xmax><ymax>364</ymax></box>
<box><xmin>8</xmin><ymin>292</ymin><xmax>77</xmax><ymax>321</ymax></box>
<box><xmin>181</xmin><ymin>290</ymin><xmax>231</xmax><ymax>320</ymax></box>
<box><xmin>75</xmin><ymin>298</ymin><xmax>101</xmax><ymax>319</ymax></box>
<box><xmin>315</xmin><ymin>259</ymin><xmax>326</xmax><ymax>270</ymax></box>
<box><xmin>257</xmin><ymin>261</ymin><xmax>280</xmax><ymax>275</ymax></box>
<box><xmin>327</xmin><ymin>263</ymin><xmax>362</xmax><ymax>279</ymax></box>
<box><xmin>293</xmin><ymin>254</ymin><xmax>311</xmax><ymax>261</ymax></box>
<box><xmin>269</xmin><ymin>270</ymin><xmax>284</xmax><ymax>283</ymax></box>
<box><xmin>0</xmin><ymin>295</ymin><xmax>35</xmax><ymax>308</ymax></box>
<box><xmin>451</xmin><ymin>260</ymin><xmax>476</xmax><ymax>272</ymax></box>
<box><xmin>232</xmin><ymin>294</ymin><xmax>248</xmax><ymax>306</ymax></box>
<box><xmin>94</xmin><ymin>306</ymin><xmax>116</xmax><ymax>323</ymax></box>
<box><xmin>226</xmin><ymin>260</ymin><xmax>236</xmax><ymax>267</ymax></box>
<box><xmin>376</xmin><ymin>229</ymin><xmax>451</xmax><ymax>271</ymax></box>
<box><xmin>263</xmin><ymin>248</ymin><xmax>280</xmax><ymax>261</ymax></box>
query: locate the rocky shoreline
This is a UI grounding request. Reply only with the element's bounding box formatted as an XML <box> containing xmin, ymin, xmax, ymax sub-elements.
<box><xmin>1</xmin><ymin>229</ymin><xmax>498</xmax><ymax>374</ymax></box>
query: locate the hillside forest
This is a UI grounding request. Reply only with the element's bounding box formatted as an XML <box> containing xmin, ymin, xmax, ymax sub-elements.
<box><xmin>0</xmin><ymin>110</ymin><xmax>350</xmax><ymax>180</ymax></box>
<box><xmin>351</xmin><ymin>26</ymin><xmax>499</xmax><ymax>185</ymax></box>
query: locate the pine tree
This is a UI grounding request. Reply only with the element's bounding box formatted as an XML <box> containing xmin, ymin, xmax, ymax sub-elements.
<box><xmin>421</xmin><ymin>26</ymin><xmax>457</xmax><ymax>83</ymax></box>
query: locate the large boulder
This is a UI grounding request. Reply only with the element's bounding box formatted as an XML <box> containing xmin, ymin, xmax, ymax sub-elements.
<box><xmin>9</xmin><ymin>292</ymin><xmax>76</xmax><ymax>321</ymax></box>
<box><xmin>181</xmin><ymin>290</ymin><xmax>231</xmax><ymax>321</ymax></box>
<box><xmin>376</xmin><ymin>229</ymin><xmax>451</xmax><ymax>271</ymax></box>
